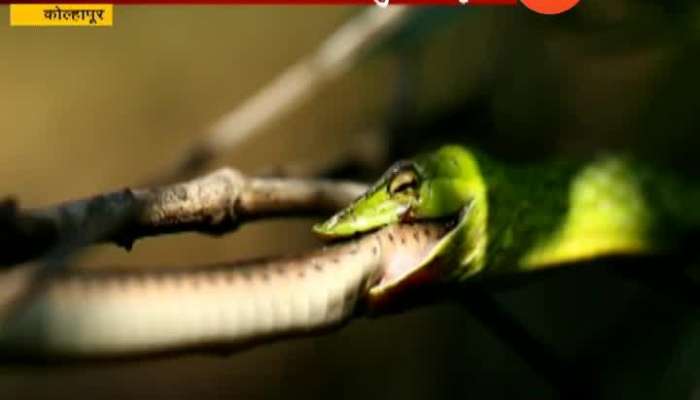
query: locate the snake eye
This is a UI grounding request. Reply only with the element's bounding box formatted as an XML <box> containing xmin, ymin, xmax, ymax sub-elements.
<box><xmin>388</xmin><ymin>169</ymin><xmax>419</xmax><ymax>195</ymax></box>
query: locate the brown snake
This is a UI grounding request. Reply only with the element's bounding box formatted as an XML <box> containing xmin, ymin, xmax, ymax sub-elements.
<box><xmin>0</xmin><ymin>223</ymin><xmax>447</xmax><ymax>358</ymax></box>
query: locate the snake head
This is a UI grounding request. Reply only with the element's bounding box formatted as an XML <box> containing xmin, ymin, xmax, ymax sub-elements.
<box><xmin>315</xmin><ymin>146</ymin><xmax>489</xmax><ymax>310</ymax></box>
<box><xmin>313</xmin><ymin>160</ymin><xmax>419</xmax><ymax>237</ymax></box>
<box><xmin>314</xmin><ymin>145</ymin><xmax>486</xmax><ymax>238</ymax></box>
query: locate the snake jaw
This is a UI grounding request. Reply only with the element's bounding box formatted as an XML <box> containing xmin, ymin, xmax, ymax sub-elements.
<box><xmin>365</xmin><ymin>203</ymin><xmax>477</xmax><ymax>311</ymax></box>
<box><xmin>364</xmin><ymin>222</ymin><xmax>452</xmax><ymax>311</ymax></box>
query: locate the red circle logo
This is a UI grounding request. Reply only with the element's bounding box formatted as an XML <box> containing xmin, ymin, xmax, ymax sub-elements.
<box><xmin>520</xmin><ymin>0</ymin><xmax>580</xmax><ymax>15</ymax></box>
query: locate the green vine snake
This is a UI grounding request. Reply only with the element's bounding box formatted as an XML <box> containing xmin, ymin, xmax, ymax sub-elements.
<box><xmin>1</xmin><ymin>145</ymin><xmax>697</xmax><ymax>358</ymax></box>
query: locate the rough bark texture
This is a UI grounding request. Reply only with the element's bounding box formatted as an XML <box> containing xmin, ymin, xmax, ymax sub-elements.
<box><xmin>0</xmin><ymin>168</ymin><xmax>367</xmax><ymax>266</ymax></box>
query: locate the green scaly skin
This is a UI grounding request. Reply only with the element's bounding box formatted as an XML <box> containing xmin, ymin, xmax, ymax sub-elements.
<box><xmin>314</xmin><ymin>145</ymin><xmax>700</xmax><ymax>300</ymax></box>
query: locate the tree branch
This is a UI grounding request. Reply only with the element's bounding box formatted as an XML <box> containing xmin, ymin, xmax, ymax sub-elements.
<box><xmin>150</xmin><ymin>7</ymin><xmax>411</xmax><ymax>185</ymax></box>
<box><xmin>1</xmin><ymin>168</ymin><xmax>367</xmax><ymax>266</ymax></box>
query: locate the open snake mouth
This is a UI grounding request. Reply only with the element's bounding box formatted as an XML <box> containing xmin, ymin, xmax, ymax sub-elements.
<box><xmin>364</xmin><ymin>212</ymin><xmax>468</xmax><ymax>309</ymax></box>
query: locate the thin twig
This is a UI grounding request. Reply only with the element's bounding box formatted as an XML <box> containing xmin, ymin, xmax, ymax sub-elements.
<box><xmin>151</xmin><ymin>7</ymin><xmax>411</xmax><ymax>185</ymax></box>
<box><xmin>1</xmin><ymin>168</ymin><xmax>367</xmax><ymax>266</ymax></box>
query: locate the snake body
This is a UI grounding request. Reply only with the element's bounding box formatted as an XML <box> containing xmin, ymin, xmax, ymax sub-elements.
<box><xmin>316</xmin><ymin>146</ymin><xmax>700</xmax><ymax>282</ymax></box>
<box><xmin>0</xmin><ymin>223</ymin><xmax>447</xmax><ymax>358</ymax></box>
<box><xmin>4</xmin><ymin>146</ymin><xmax>699</xmax><ymax>359</ymax></box>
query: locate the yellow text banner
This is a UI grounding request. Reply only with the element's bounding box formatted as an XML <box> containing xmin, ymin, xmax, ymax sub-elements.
<box><xmin>10</xmin><ymin>4</ymin><xmax>113</xmax><ymax>27</ymax></box>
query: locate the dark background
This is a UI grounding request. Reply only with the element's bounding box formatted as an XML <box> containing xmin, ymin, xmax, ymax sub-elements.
<box><xmin>1</xmin><ymin>2</ymin><xmax>699</xmax><ymax>399</ymax></box>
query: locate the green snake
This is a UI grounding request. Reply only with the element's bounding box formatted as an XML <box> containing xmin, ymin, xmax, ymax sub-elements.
<box><xmin>1</xmin><ymin>145</ymin><xmax>698</xmax><ymax>358</ymax></box>
<box><xmin>316</xmin><ymin>145</ymin><xmax>700</xmax><ymax>296</ymax></box>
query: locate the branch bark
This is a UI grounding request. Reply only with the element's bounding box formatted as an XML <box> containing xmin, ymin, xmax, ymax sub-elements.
<box><xmin>1</xmin><ymin>168</ymin><xmax>367</xmax><ymax>266</ymax></box>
